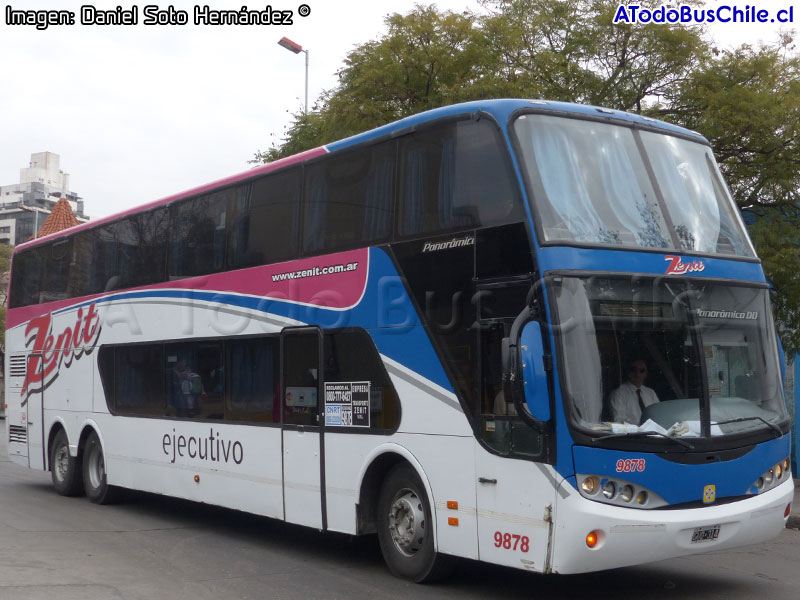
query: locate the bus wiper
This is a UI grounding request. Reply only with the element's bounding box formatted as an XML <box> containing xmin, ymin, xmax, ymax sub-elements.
<box><xmin>592</xmin><ymin>430</ymin><xmax>694</xmax><ymax>450</ymax></box>
<box><xmin>713</xmin><ymin>416</ymin><xmax>782</xmax><ymax>437</ymax></box>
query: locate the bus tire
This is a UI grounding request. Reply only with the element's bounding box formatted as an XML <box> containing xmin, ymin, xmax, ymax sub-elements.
<box><xmin>50</xmin><ymin>429</ymin><xmax>84</xmax><ymax>497</ymax></box>
<box><xmin>82</xmin><ymin>431</ymin><xmax>122</xmax><ymax>505</ymax></box>
<box><xmin>377</xmin><ymin>463</ymin><xmax>454</xmax><ymax>582</ymax></box>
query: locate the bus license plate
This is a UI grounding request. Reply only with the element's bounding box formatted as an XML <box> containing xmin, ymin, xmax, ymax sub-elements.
<box><xmin>691</xmin><ymin>524</ymin><xmax>721</xmax><ymax>543</ymax></box>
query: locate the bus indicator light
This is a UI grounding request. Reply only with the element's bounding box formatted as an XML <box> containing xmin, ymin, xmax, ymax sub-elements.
<box><xmin>448</xmin><ymin>517</ymin><xmax>459</xmax><ymax>526</ymax></box>
<box><xmin>447</xmin><ymin>501</ymin><xmax>458</xmax><ymax>510</ymax></box>
<box><xmin>194</xmin><ymin>475</ymin><xmax>200</xmax><ymax>483</ymax></box>
<box><xmin>586</xmin><ymin>531</ymin><xmax>600</xmax><ymax>548</ymax></box>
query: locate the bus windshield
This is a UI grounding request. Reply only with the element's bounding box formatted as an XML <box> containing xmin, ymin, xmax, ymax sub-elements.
<box><xmin>513</xmin><ymin>114</ymin><xmax>755</xmax><ymax>257</ymax></box>
<box><xmin>550</xmin><ymin>275</ymin><xmax>787</xmax><ymax>441</ymax></box>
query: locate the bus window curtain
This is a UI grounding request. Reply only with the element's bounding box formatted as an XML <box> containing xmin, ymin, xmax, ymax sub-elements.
<box><xmin>402</xmin><ymin>147</ymin><xmax>426</xmax><ymax>235</ymax></box>
<box><xmin>530</xmin><ymin>121</ymin><xmax>605</xmax><ymax>242</ymax></box>
<box><xmin>362</xmin><ymin>156</ymin><xmax>393</xmax><ymax>241</ymax></box>
<box><xmin>304</xmin><ymin>173</ymin><xmax>327</xmax><ymax>253</ymax></box>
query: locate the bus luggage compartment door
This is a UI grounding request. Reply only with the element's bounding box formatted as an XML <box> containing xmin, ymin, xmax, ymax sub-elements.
<box><xmin>281</xmin><ymin>328</ymin><xmax>325</xmax><ymax>530</ymax></box>
<box><xmin>26</xmin><ymin>353</ymin><xmax>46</xmax><ymax>470</ymax></box>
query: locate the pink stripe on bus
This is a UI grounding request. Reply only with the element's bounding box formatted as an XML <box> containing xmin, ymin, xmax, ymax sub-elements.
<box><xmin>6</xmin><ymin>248</ymin><xmax>368</xmax><ymax>329</ymax></box>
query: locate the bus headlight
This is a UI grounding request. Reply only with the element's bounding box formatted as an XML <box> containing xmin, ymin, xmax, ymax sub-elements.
<box><xmin>580</xmin><ymin>476</ymin><xmax>600</xmax><ymax>495</ymax></box>
<box><xmin>751</xmin><ymin>457</ymin><xmax>790</xmax><ymax>495</ymax></box>
<box><xmin>602</xmin><ymin>480</ymin><xmax>617</xmax><ymax>499</ymax></box>
<box><xmin>619</xmin><ymin>485</ymin><xmax>634</xmax><ymax>503</ymax></box>
<box><xmin>576</xmin><ymin>475</ymin><xmax>666</xmax><ymax>509</ymax></box>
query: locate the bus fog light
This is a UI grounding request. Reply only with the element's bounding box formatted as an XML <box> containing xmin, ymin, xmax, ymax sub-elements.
<box><xmin>765</xmin><ymin>469</ymin><xmax>774</xmax><ymax>485</ymax></box>
<box><xmin>602</xmin><ymin>481</ymin><xmax>616</xmax><ymax>499</ymax></box>
<box><xmin>636</xmin><ymin>491</ymin><xmax>648</xmax><ymax>505</ymax></box>
<box><xmin>619</xmin><ymin>485</ymin><xmax>634</xmax><ymax>503</ymax></box>
<box><xmin>581</xmin><ymin>476</ymin><xmax>600</xmax><ymax>495</ymax></box>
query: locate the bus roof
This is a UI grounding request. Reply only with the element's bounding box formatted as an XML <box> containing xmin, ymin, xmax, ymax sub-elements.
<box><xmin>15</xmin><ymin>99</ymin><xmax>704</xmax><ymax>253</ymax></box>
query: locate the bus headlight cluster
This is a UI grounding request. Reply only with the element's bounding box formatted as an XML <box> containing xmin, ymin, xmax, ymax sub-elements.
<box><xmin>752</xmin><ymin>457</ymin><xmax>791</xmax><ymax>494</ymax></box>
<box><xmin>577</xmin><ymin>475</ymin><xmax>666</xmax><ymax>509</ymax></box>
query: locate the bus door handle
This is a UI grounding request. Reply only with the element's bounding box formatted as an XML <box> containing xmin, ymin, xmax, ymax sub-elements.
<box><xmin>478</xmin><ymin>477</ymin><xmax>497</xmax><ymax>485</ymax></box>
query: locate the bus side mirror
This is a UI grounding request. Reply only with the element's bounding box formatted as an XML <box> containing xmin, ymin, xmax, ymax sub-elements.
<box><xmin>519</xmin><ymin>321</ymin><xmax>550</xmax><ymax>422</ymax></box>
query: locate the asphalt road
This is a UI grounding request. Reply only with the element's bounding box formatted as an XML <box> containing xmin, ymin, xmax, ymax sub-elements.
<box><xmin>1</xmin><ymin>419</ymin><xmax>799</xmax><ymax>600</ymax></box>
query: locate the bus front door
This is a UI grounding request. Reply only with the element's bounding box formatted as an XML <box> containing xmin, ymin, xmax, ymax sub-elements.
<box><xmin>26</xmin><ymin>352</ymin><xmax>46</xmax><ymax>470</ymax></box>
<box><xmin>281</xmin><ymin>328</ymin><xmax>326</xmax><ymax>529</ymax></box>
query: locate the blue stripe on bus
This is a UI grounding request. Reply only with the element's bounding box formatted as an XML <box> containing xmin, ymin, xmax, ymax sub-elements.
<box><xmin>56</xmin><ymin>248</ymin><xmax>455</xmax><ymax>395</ymax></box>
<box><xmin>537</xmin><ymin>246</ymin><xmax>767</xmax><ymax>283</ymax></box>
<box><xmin>571</xmin><ymin>435</ymin><xmax>791</xmax><ymax>504</ymax></box>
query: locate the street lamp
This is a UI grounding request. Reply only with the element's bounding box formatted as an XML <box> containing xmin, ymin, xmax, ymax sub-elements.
<box><xmin>278</xmin><ymin>36</ymin><xmax>309</xmax><ymax>114</ymax></box>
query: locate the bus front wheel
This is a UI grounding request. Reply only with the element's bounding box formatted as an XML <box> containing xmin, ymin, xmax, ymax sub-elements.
<box><xmin>50</xmin><ymin>429</ymin><xmax>84</xmax><ymax>496</ymax></box>
<box><xmin>376</xmin><ymin>463</ymin><xmax>453</xmax><ymax>582</ymax></box>
<box><xmin>82</xmin><ymin>431</ymin><xmax>122</xmax><ymax>505</ymax></box>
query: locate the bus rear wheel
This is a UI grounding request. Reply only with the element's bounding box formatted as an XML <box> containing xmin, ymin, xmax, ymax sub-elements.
<box><xmin>82</xmin><ymin>431</ymin><xmax>122</xmax><ymax>505</ymax></box>
<box><xmin>50</xmin><ymin>429</ymin><xmax>84</xmax><ymax>496</ymax></box>
<box><xmin>376</xmin><ymin>464</ymin><xmax>453</xmax><ymax>582</ymax></box>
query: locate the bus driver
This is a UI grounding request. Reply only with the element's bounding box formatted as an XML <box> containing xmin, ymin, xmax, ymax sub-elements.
<box><xmin>610</xmin><ymin>359</ymin><xmax>660</xmax><ymax>425</ymax></box>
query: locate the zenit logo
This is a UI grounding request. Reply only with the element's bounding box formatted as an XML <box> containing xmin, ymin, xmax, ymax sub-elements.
<box><xmin>21</xmin><ymin>304</ymin><xmax>101</xmax><ymax>402</ymax></box>
<box><xmin>422</xmin><ymin>236</ymin><xmax>475</xmax><ymax>253</ymax></box>
<box><xmin>664</xmin><ymin>255</ymin><xmax>705</xmax><ymax>275</ymax></box>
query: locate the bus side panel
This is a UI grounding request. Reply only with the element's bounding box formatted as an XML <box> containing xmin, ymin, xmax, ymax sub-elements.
<box><xmin>96</xmin><ymin>415</ymin><xmax>285</xmax><ymax>521</ymax></box>
<box><xmin>474</xmin><ymin>447</ymin><xmax>555</xmax><ymax>573</ymax></box>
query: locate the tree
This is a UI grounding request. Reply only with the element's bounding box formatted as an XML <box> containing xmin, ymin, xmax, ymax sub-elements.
<box><xmin>0</xmin><ymin>243</ymin><xmax>12</xmax><ymax>352</ymax></box>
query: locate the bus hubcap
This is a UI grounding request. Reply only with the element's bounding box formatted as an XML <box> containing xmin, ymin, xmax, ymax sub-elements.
<box><xmin>55</xmin><ymin>445</ymin><xmax>69</xmax><ymax>482</ymax></box>
<box><xmin>88</xmin><ymin>447</ymin><xmax>104</xmax><ymax>489</ymax></box>
<box><xmin>388</xmin><ymin>489</ymin><xmax>425</xmax><ymax>557</ymax></box>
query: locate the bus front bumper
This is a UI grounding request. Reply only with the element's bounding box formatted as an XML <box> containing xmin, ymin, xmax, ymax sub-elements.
<box><xmin>549</xmin><ymin>476</ymin><xmax>794</xmax><ymax>574</ymax></box>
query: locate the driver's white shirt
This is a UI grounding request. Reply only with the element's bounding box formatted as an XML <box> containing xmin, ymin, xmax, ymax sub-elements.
<box><xmin>610</xmin><ymin>381</ymin><xmax>659</xmax><ymax>424</ymax></box>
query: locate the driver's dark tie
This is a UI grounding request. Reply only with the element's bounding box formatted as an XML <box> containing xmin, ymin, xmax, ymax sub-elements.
<box><xmin>637</xmin><ymin>389</ymin><xmax>645</xmax><ymax>414</ymax></box>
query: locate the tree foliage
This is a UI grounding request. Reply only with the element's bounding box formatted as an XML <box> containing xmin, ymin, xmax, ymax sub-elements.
<box><xmin>0</xmin><ymin>243</ymin><xmax>12</xmax><ymax>349</ymax></box>
<box><xmin>253</xmin><ymin>0</ymin><xmax>800</xmax><ymax>353</ymax></box>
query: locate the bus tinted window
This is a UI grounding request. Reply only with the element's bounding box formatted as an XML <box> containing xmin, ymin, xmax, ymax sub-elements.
<box><xmin>41</xmin><ymin>239</ymin><xmax>72</xmax><ymax>304</ymax></box>
<box><xmin>166</xmin><ymin>341</ymin><xmax>224</xmax><ymax>419</ymax></box>
<box><xmin>399</xmin><ymin>119</ymin><xmax>522</xmax><ymax>237</ymax></box>
<box><xmin>169</xmin><ymin>190</ymin><xmax>231</xmax><ymax>278</ymax></box>
<box><xmin>118</xmin><ymin>209</ymin><xmax>169</xmax><ymax>288</ymax></box>
<box><xmin>227</xmin><ymin>337</ymin><xmax>280</xmax><ymax>422</ymax></box>
<box><xmin>324</xmin><ymin>330</ymin><xmax>400</xmax><ymax>430</ymax></box>
<box><xmin>9</xmin><ymin>247</ymin><xmax>44</xmax><ymax>307</ymax></box>
<box><xmin>303</xmin><ymin>141</ymin><xmax>394</xmax><ymax>254</ymax></box>
<box><xmin>229</xmin><ymin>169</ymin><xmax>301</xmax><ymax>268</ymax></box>
<box><xmin>112</xmin><ymin>345</ymin><xmax>165</xmax><ymax>415</ymax></box>
<box><xmin>75</xmin><ymin>226</ymin><xmax>119</xmax><ymax>295</ymax></box>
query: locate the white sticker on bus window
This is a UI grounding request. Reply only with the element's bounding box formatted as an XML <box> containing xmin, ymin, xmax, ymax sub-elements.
<box><xmin>325</xmin><ymin>381</ymin><xmax>370</xmax><ymax>428</ymax></box>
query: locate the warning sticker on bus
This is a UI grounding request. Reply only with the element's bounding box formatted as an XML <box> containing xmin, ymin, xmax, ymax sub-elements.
<box><xmin>325</xmin><ymin>381</ymin><xmax>370</xmax><ymax>428</ymax></box>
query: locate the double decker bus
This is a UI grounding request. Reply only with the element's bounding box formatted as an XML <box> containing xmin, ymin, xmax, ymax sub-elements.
<box><xmin>4</xmin><ymin>99</ymin><xmax>793</xmax><ymax>580</ymax></box>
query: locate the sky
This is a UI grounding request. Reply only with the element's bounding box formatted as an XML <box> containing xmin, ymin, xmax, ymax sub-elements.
<box><xmin>0</xmin><ymin>0</ymin><xmax>794</xmax><ymax>221</ymax></box>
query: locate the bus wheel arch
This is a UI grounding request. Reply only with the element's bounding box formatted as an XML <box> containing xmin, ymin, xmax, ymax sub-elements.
<box><xmin>376</xmin><ymin>462</ymin><xmax>454</xmax><ymax>582</ymax></box>
<box><xmin>357</xmin><ymin>447</ymin><xmax>453</xmax><ymax>582</ymax></box>
<box><xmin>47</xmin><ymin>422</ymin><xmax>84</xmax><ymax>497</ymax></box>
<box><xmin>80</xmin><ymin>426</ymin><xmax>123</xmax><ymax>505</ymax></box>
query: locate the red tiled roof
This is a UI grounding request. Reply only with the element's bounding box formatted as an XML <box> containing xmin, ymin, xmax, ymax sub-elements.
<box><xmin>30</xmin><ymin>198</ymin><xmax>80</xmax><ymax>240</ymax></box>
